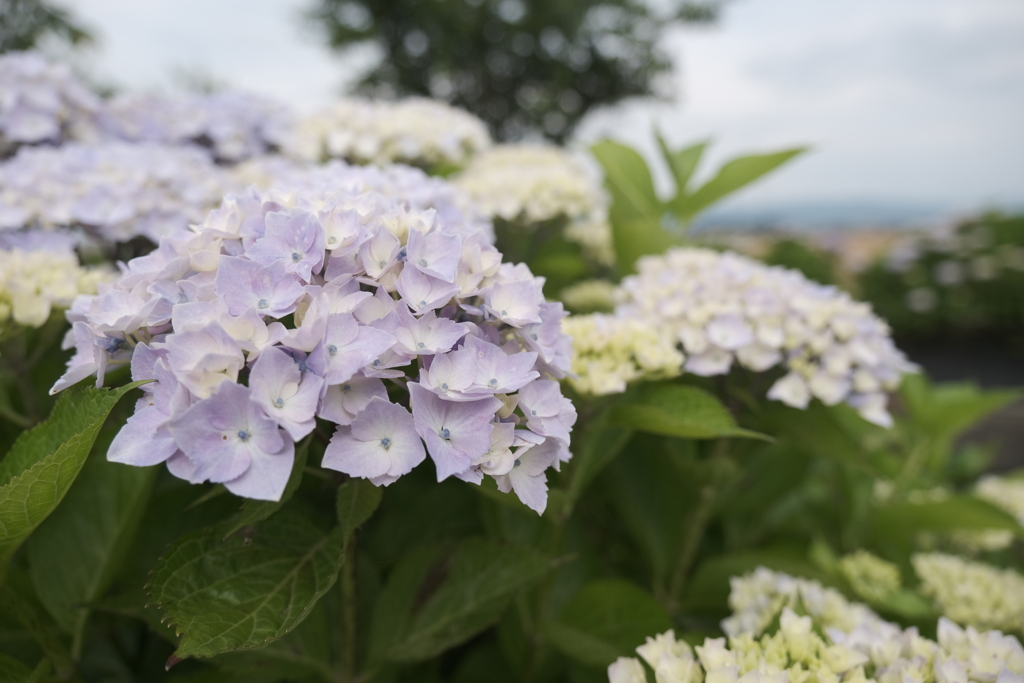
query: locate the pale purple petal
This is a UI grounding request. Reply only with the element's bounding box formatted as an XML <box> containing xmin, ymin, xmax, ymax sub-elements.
<box><xmin>407</xmin><ymin>229</ymin><xmax>461</xmax><ymax>282</ymax></box>
<box><xmin>250</xmin><ymin>345</ymin><xmax>324</xmax><ymax>440</ymax></box>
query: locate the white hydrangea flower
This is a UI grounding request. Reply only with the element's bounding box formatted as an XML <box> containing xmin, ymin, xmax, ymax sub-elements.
<box><xmin>0</xmin><ymin>51</ymin><xmax>100</xmax><ymax>151</ymax></box>
<box><xmin>913</xmin><ymin>553</ymin><xmax>1024</xmax><ymax>633</ymax></box>
<box><xmin>562</xmin><ymin>313</ymin><xmax>684</xmax><ymax>395</ymax></box>
<box><xmin>286</xmin><ymin>97</ymin><xmax>491</xmax><ymax>169</ymax></box>
<box><xmin>0</xmin><ymin>142</ymin><xmax>231</xmax><ymax>242</ymax></box>
<box><xmin>453</xmin><ymin>144</ymin><xmax>614</xmax><ymax>265</ymax></box>
<box><xmin>613</xmin><ymin>248</ymin><xmax>916</xmax><ymax>426</ymax></box>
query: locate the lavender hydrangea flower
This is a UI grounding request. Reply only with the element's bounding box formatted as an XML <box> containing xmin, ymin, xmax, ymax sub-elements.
<box><xmin>322</xmin><ymin>398</ymin><xmax>425</xmax><ymax>485</ymax></box>
<box><xmin>409</xmin><ymin>384</ymin><xmax>503</xmax><ymax>482</ymax></box>
<box><xmin>0</xmin><ymin>142</ymin><xmax>230</xmax><ymax>242</ymax></box>
<box><xmin>53</xmin><ymin>174</ymin><xmax>574</xmax><ymax>510</ymax></box>
<box><xmin>169</xmin><ymin>381</ymin><xmax>294</xmax><ymax>501</ymax></box>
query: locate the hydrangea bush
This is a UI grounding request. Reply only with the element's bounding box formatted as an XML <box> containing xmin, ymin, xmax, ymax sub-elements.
<box><xmin>0</xmin><ymin>59</ymin><xmax>1022</xmax><ymax>683</ymax></box>
<box><xmin>52</xmin><ymin>174</ymin><xmax>574</xmax><ymax>509</ymax></box>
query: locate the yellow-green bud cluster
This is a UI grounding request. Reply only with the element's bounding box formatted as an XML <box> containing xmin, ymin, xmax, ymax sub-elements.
<box><xmin>562</xmin><ymin>313</ymin><xmax>683</xmax><ymax>395</ymax></box>
<box><xmin>0</xmin><ymin>246</ymin><xmax>110</xmax><ymax>332</ymax></box>
<box><xmin>839</xmin><ymin>550</ymin><xmax>902</xmax><ymax>604</ymax></box>
<box><xmin>912</xmin><ymin>553</ymin><xmax>1024</xmax><ymax>632</ymax></box>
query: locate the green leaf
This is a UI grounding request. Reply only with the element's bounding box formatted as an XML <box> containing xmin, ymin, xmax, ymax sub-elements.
<box><xmin>222</xmin><ymin>438</ymin><xmax>310</xmax><ymax>539</ymax></box>
<box><xmin>566</xmin><ymin>419</ymin><xmax>633</xmax><ymax>505</ymax></box>
<box><xmin>336</xmin><ymin>477</ymin><xmax>383</xmax><ymax>545</ymax></box>
<box><xmin>147</xmin><ymin>509</ymin><xmax>344</xmax><ymax>660</ymax></box>
<box><xmin>0</xmin><ymin>654</ymin><xmax>32</xmax><ymax>683</ymax></box>
<box><xmin>608</xmin><ymin>384</ymin><xmax>771</xmax><ymax>440</ymax></box>
<box><xmin>370</xmin><ymin>538</ymin><xmax>550</xmax><ymax>663</ymax></box>
<box><xmin>671</xmin><ymin>148</ymin><xmax>806</xmax><ymax>223</ymax></box>
<box><xmin>612</xmin><ymin>218</ymin><xmax>679</xmax><ymax>277</ymax></box>
<box><xmin>900</xmin><ymin>375</ymin><xmax>1020</xmax><ymax>444</ymax></box>
<box><xmin>763</xmin><ymin>402</ymin><xmax>878</xmax><ymax>474</ymax></box>
<box><xmin>0</xmin><ymin>382</ymin><xmax>144</xmax><ymax>581</ymax></box>
<box><xmin>590</xmin><ymin>140</ymin><xmax>661</xmax><ymax>225</ymax></box>
<box><xmin>543</xmin><ymin>579</ymin><xmax>671</xmax><ymax>668</ymax></box>
<box><xmin>27</xmin><ymin>453</ymin><xmax>156</xmax><ymax>641</ymax></box>
<box><xmin>871</xmin><ymin>495</ymin><xmax>1023</xmax><ymax>542</ymax></box>
<box><xmin>657</xmin><ymin>134</ymin><xmax>708</xmax><ymax>197</ymax></box>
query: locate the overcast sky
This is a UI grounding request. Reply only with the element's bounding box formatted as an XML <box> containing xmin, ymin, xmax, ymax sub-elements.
<box><xmin>65</xmin><ymin>0</ymin><xmax>1024</xmax><ymax>214</ymax></box>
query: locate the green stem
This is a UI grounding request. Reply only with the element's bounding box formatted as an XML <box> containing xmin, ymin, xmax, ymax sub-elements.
<box><xmin>0</xmin><ymin>401</ymin><xmax>32</xmax><ymax>428</ymax></box>
<box><xmin>667</xmin><ymin>483</ymin><xmax>716</xmax><ymax>611</ymax></box>
<box><xmin>340</xmin><ymin>536</ymin><xmax>358</xmax><ymax>682</ymax></box>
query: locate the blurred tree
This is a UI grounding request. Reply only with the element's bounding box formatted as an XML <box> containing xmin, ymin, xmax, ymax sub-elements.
<box><xmin>0</xmin><ymin>0</ymin><xmax>92</xmax><ymax>53</ymax></box>
<box><xmin>306</xmin><ymin>0</ymin><xmax>719</xmax><ymax>142</ymax></box>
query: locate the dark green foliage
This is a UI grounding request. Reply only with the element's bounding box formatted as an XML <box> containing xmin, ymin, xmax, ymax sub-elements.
<box><xmin>0</xmin><ymin>0</ymin><xmax>93</xmax><ymax>53</ymax></box>
<box><xmin>305</xmin><ymin>0</ymin><xmax>718</xmax><ymax>141</ymax></box>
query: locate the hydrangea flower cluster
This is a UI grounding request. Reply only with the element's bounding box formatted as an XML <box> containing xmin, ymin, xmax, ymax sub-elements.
<box><xmin>286</xmin><ymin>97</ymin><xmax>491</xmax><ymax>168</ymax></box>
<box><xmin>561</xmin><ymin>313</ymin><xmax>683</xmax><ymax>395</ymax></box>
<box><xmin>452</xmin><ymin>145</ymin><xmax>615</xmax><ymax>265</ymax></box>
<box><xmin>615</xmin><ymin>567</ymin><xmax>1024</xmax><ymax>683</ymax></box>
<box><xmin>613</xmin><ymin>248</ymin><xmax>916</xmax><ymax>426</ymax></box>
<box><xmin>722</xmin><ymin>566</ymin><xmax>887</xmax><ymax>638</ymax></box>
<box><xmin>95</xmin><ymin>92</ymin><xmax>293</xmax><ymax>164</ymax></box>
<box><xmin>0</xmin><ymin>231</ymin><xmax>110</xmax><ymax>332</ymax></box>
<box><xmin>51</xmin><ymin>180</ymin><xmax>575</xmax><ymax>511</ymax></box>
<box><xmin>0</xmin><ymin>142</ymin><xmax>230</xmax><ymax>242</ymax></box>
<box><xmin>229</xmin><ymin>157</ymin><xmax>492</xmax><ymax>242</ymax></box>
<box><xmin>912</xmin><ymin>553</ymin><xmax>1024</xmax><ymax>632</ymax></box>
<box><xmin>609</xmin><ymin>610</ymin><xmax>894</xmax><ymax>683</ymax></box>
<box><xmin>0</xmin><ymin>51</ymin><xmax>100</xmax><ymax>151</ymax></box>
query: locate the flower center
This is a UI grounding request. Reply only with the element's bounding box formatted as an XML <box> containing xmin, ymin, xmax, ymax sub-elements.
<box><xmin>378</xmin><ymin>260</ymin><xmax>386</xmax><ymax>268</ymax></box>
<box><xmin>514</xmin><ymin>458</ymin><xmax>521</xmax><ymax>467</ymax></box>
<box><xmin>530</xmin><ymin>333</ymin><xmax>538</xmax><ymax>341</ymax></box>
<box><xmin>328</xmin><ymin>235</ymin><xmax>337</xmax><ymax>243</ymax></box>
<box><xmin>380</xmin><ymin>437</ymin><xmax>391</xmax><ymax>449</ymax></box>
<box><xmin>372</xmin><ymin>359</ymin><xmax>382</xmax><ymax>366</ymax></box>
<box><xmin>257</xmin><ymin>298</ymin><xmax>268</xmax><ymax>309</ymax></box>
<box><xmin>291</xmin><ymin>251</ymin><xmax>301</xmax><ymax>262</ymax></box>
<box><xmin>488</xmin><ymin>378</ymin><xmax>498</xmax><ymax>387</ymax></box>
<box><xmin>419</xmin><ymin>300</ymin><xmax>427</xmax><ymax>307</ymax></box>
<box><xmin>501</xmin><ymin>310</ymin><xmax>508</xmax><ymax>316</ymax></box>
<box><xmin>328</xmin><ymin>344</ymin><xmax>338</xmax><ymax>356</ymax></box>
<box><xmin>440</xmin><ymin>382</ymin><xmax>449</xmax><ymax>391</ymax></box>
<box><xmin>237</xmin><ymin>430</ymin><xmax>250</xmax><ymax>442</ymax></box>
<box><xmin>417</xmin><ymin>342</ymin><xmax>425</xmax><ymax>349</ymax></box>
<box><xmin>531</xmin><ymin>410</ymin><xmax>537</xmax><ymax>416</ymax></box>
<box><xmin>418</xmin><ymin>258</ymin><xmax>428</xmax><ymax>267</ymax></box>
<box><xmin>440</xmin><ymin>427</ymin><xmax>451</xmax><ymax>440</ymax></box>
<box><xmin>342</xmin><ymin>384</ymin><xmax>351</xmax><ymax>392</ymax></box>
<box><xmin>273</xmin><ymin>397</ymin><xmax>284</xmax><ymax>408</ymax></box>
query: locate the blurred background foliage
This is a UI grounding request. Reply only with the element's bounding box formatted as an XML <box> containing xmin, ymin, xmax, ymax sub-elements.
<box><xmin>0</xmin><ymin>0</ymin><xmax>92</xmax><ymax>53</ymax></box>
<box><xmin>305</xmin><ymin>0</ymin><xmax>719</xmax><ymax>141</ymax></box>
